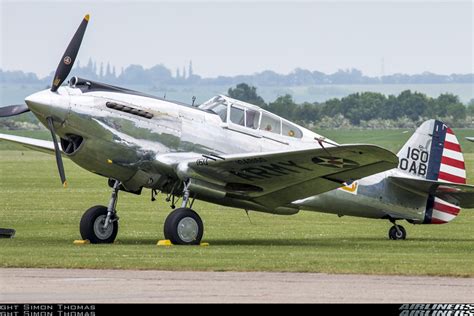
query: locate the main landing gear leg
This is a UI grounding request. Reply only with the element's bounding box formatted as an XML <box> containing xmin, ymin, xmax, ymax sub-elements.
<box><xmin>163</xmin><ymin>181</ymin><xmax>203</xmax><ymax>245</ymax></box>
<box><xmin>388</xmin><ymin>219</ymin><xmax>407</xmax><ymax>240</ymax></box>
<box><xmin>79</xmin><ymin>180</ymin><xmax>120</xmax><ymax>244</ymax></box>
<box><xmin>104</xmin><ymin>180</ymin><xmax>121</xmax><ymax>230</ymax></box>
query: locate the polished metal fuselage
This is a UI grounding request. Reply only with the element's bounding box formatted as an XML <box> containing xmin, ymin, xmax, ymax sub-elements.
<box><xmin>26</xmin><ymin>85</ymin><xmax>427</xmax><ymax>223</ymax></box>
<box><xmin>295</xmin><ymin>169</ymin><xmax>428</xmax><ymax>223</ymax></box>
<box><xmin>28</xmin><ymin>86</ymin><xmax>321</xmax><ymax>189</ymax></box>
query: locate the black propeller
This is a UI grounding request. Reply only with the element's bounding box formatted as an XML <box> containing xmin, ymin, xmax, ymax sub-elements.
<box><xmin>51</xmin><ymin>14</ymin><xmax>90</xmax><ymax>92</ymax></box>
<box><xmin>46</xmin><ymin>14</ymin><xmax>89</xmax><ymax>186</ymax></box>
<box><xmin>0</xmin><ymin>15</ymin><xmax>90</xmax><ymax>187</ymax></box>
<box><xmin>0</xmin><ymin>104</ymin><xmax>30</xmax><ymax>117</ymax></box>
<box><xmin>47</xmin><ymin>117</ymin><xmax>67</xmax><ymax>187</ymax></box>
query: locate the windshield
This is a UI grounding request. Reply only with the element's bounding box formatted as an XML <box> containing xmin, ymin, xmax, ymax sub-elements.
<box><xmin>199</xmin><ymin>96</ymin><xmax>228</xmax><ymax>121</ymax></box>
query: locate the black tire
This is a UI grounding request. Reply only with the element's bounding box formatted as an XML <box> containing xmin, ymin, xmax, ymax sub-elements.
<box><xmin>164</xmin><ymin>208</ymin><xmax>203</xmax><ymax>245</ymax></box>
<box><xmin>80</xmin><ymin>205</ymin><xmax>118</xmax><ymax>244</ymax></box>
<box><xmin>388</xmin><ymin>225</ymin><xmax>406</xmax><ymax>240</ymax></box>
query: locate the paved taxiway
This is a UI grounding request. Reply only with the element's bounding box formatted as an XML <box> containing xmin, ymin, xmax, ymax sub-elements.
<box><xmin>0</xmin><ymin>268</ymin><xmax>472</xmax><ymax>303</ymax></box>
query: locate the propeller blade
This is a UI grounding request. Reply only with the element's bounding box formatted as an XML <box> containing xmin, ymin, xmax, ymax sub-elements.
<box><xmin>0</xmin><ymin>104</ymin><xmax>30</xmax><ymax>117</ymax></box>
<box><xmin>51</xmin><ymin>14</ymin><xmax>90</xmax><ymax>92</ymax></box>
<box><xmin>47</xmin><ymin>117</ymin><xmax>67</xmax><ymax>187</ymax></box>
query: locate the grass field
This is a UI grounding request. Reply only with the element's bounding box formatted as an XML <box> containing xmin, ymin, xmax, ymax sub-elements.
<box><xmin>0</xmin><ymin>129</ymin><xmax>473</xmax><ymax>276</ymax></box>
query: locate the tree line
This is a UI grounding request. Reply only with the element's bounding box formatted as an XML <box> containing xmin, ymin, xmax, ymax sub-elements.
<box><xmin>228</xmin><ymin>83</ymin><xmax>474</xmax><ymax>128</ymax></box>
<box><xmin>1</xmin><ymin>81</ymin><xmax>472</xmax><ymax>131</ymax></box>
<box><xmin>1</xmin><ymin>63</ymin><xmax>473</xmax><ymax>86</ymax></box>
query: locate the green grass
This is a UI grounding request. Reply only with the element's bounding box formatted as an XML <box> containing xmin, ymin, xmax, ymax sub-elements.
<box><xmin>0</xmin><ymin>129</ymin><xmax>473</xmax><ymax>276</ymax></box>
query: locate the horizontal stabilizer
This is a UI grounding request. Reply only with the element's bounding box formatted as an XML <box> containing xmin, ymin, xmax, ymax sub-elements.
<box><xmin>389</xmin><ymin>175</ymin><xmax>474</xmax><ymax>208</ymax></box>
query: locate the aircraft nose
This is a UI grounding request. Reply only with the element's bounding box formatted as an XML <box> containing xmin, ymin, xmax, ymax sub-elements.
<box><xmin>25</xmin><ymin>90</ymin><xmax>50</xmax><ymax>112</ymax></box>
<box><xmin>25</xmin><ymin>89</ymin><xmax>70</xmax><ymax>121</ymax></box>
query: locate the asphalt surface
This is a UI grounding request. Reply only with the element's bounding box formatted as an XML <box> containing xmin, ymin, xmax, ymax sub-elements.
<box><xmin>0</xmin><ymin>268</ymin><xmax>472</xmax><ymax>303</ymax></box>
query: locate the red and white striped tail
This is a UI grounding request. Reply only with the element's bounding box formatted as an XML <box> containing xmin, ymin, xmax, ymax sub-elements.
<box><xmin>438</xmin><ymin>127</ymin><xmax>466</xmax><ymax>184</ymax></box>
<box><xmin>427</xmin><ymin>125</ymin><xmax>464</xmax><ymax>224</ymax></box>
<box><xmin>401</xmin><ymin>121</ymin><xmax>469</xmax><ymax>224</ymax></box>
<box><xmin>431</xmin><ymin>197</ymin><xmax>461</xmax><ymax>224</ymax></box>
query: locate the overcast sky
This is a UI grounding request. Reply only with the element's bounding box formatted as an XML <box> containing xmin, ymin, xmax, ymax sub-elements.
<box><xmin>1</xmin><ymin>0</ymin><xmax>472</xmax><ymax>78</ymax></box>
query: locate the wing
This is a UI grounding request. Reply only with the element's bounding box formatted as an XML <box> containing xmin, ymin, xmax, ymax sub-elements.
<box><xmin>389</xmin><ymin>175</ymin><xmax>474</xmax><ymax>208</ymax></box>
<box><xmin>176</xmin><ymin>144</ymin><xmax>398</xmax><ymax>210</ymax></box>
<box><xmin>0</xmin><ymin>133</ymin><xmax>56</xmax><ymax>155</ymax></box>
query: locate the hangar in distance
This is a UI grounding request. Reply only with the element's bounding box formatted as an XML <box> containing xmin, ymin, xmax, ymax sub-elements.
<box><xmin>1</xmin><ymin>15</ymin><xmax>472</xmax><ymax>244</ymax></box>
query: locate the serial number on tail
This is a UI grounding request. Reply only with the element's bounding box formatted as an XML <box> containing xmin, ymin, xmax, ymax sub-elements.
<box><xmin>399</xmin><ymin>146</ymin><xmax>428</xmax><ymax>176</ymax></box>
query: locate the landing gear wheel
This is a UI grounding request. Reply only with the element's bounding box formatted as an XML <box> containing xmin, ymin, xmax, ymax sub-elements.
<box><xmin>80</xmin><ymin>205</ymin><xmax>118</xmax><ymax>244</ymax></box>
<box><xmin>164</xmin><ymin>208</ymin><xmax>203</xmax><ymax>245</ymax></box>
<box><xmin>389</xmin><ymin>225</ymin><xmax>406</xmax><ymax>240</ymax></box>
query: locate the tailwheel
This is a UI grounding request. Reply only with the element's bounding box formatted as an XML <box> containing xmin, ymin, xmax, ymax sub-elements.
<box><xmin>388</xmin><ymin>224</ymin><xmax>406</xmax><ymax>240</ymax></box>
<box><xmin>164</xmin><ymin>208</ymin><xmax>203</xmax><ymax>245</ymax></box>
<box><xmin>80</xmin><ymin>205</ymin><xmax>118</xmax><ymax>243</ymax></box>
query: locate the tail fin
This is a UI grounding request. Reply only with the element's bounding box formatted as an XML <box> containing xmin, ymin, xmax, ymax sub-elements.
<box><xmin>396</xmin><ymin>119</ymin><xmax>465</xmax><ymax>224</ymax></box>
<box><xmin>397</xmin><ymin>119</ymin><xmax>466</xmax><ymax>184</ymax></box>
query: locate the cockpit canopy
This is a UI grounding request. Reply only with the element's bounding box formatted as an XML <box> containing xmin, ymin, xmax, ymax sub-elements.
<box><xmin>199</xmin><ymin>95</ymin><xmax>303</xmax><ymax>138</ymax></box>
